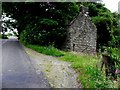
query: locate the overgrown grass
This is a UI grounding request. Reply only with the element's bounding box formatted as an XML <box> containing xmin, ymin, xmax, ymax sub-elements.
<box><xmin>60</xmin><ymin>53</ymin><xmax>113</xmax><ymax>88</ymax></box>
<box><xmin>26</xmin><ymin>44</ymin><xmax>65</xmax><ymax>57</ymax></box>
<box><xmin>26</xmin><ymin>44</ymin><xmax>114</xmax><ymax>88</ymax></box>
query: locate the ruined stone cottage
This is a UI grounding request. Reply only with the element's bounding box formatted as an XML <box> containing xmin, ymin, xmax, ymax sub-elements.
<box><xmin>63</xmin><ymin>7</ymin><xmax>97</xmax><ymax>54</ymax></box>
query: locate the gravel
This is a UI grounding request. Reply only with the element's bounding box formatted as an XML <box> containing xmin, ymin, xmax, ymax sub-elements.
<box><xmin>24</xmin><ymin>47</ymin><xmax>81</xmax><ymax>88</ymax></box>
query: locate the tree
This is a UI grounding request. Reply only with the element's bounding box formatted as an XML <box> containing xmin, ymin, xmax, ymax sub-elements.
<box><xmin>82</xmin><ymin>2</ymin><xmax>120</xmax><ymax>50</ymax></box>
<box><xmin>2</xmin><ymin>2</ymin><xmax>79</xmax><ymax>48</ymax></box>
<box><xmin>2</xmin><ymin>2</ymin><xmax>120</xmax><ymax>49</ymax></box>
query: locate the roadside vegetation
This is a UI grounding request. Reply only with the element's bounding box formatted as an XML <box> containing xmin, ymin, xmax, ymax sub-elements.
<box><xmin>2</xmin><ymin>2</ymin><xmax>120</xmax><ymax>88</ymax></box>
<box><xmin>26</xmin><ymin>44</ymin><xmax>64</xmax><ymax>57</ymax></box>
<box><xmin>0</xmin><ymin>34</ymin><xmax>8</xmax><ymax>39</ymax></box>
<box><xmin>60</xmin><ymin>52</ymin><xmax>114</xmax><ymax>88</ymax></box>
<box><xmin>25</xmin><ymin>44</ymin><xmax>114</xmax><ymax>88</ymax></box>
<box><xmin>2</xmin><ymin>35</ymin><xmax>8</xmax><ymax>39</ymax></box>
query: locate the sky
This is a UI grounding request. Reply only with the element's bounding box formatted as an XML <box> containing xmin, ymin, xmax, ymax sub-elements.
<box><xmin>102</xmin><ymin>0</ymin><xmax>120</xmax><ymax>12</ymax></box>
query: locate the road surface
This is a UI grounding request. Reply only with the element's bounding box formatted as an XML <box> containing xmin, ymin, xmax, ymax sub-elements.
<box><xmin>2</xmin><ymin>39</ymin><xmax>50</xmax><ymax>88</ymax></box>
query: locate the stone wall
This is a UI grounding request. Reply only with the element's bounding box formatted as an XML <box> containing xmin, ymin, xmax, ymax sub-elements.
<box><xmin>63</xmin><ymin>12</ymin><xmax>97</xmax><ymax>54</ymax></box>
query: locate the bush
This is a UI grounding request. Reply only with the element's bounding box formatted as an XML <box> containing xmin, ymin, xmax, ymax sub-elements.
<box><xmin>103</xmin><ymin>47</ymin><xmax>120</xmax><ymax>64</ymax></box>
<box><xmin>20</xmin><ymin>23</ymin><xmax>67</xmax><ymax>48</ymax></box>
<box><xmin>20</xmin><ymin>30</ymin><xmax>34</xmax><ymax>45</ymax></box>
<box><xmin>2</xmin><ymin>34</ymin><xmax>8</xmax><ymax>39</ymax></box>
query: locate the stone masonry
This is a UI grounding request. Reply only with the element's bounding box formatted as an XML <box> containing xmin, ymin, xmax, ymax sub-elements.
<box><xmin>63</xmin><ymin>7</ymin><xmax>97</xmax><ymax>54</ymax></box>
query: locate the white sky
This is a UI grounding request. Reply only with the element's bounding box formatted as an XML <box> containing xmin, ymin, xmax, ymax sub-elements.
<box><xmin>102</xmin><ymin>0</ymin><xmax>120</xmax><ymax>12</ymax></box>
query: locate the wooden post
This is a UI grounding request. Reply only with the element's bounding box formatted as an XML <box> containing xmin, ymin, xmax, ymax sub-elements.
<box><xmin>101</xmin><ymin>54</ymin><xmax>116</xmax><ymax>79</ymax></box>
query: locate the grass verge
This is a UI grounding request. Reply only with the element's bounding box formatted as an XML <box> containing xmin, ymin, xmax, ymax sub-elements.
<box><xmin>26</xmin><ymin>44</ymin><xmax>65</xmax><ymax>57</ymax></box>
<box><xmin>25</xmin><ymin>44</ymin><xmax>114</xmax><ymax>88</ymax></box>
<box><xmin>60</xmin><ymin>53</ymin><xmax>113</xmax><ymax>88</ymax></box>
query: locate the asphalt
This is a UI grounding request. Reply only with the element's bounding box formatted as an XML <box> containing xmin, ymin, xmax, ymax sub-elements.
<box><xmin>2</xmin><ymin>39</ymin><xmax>50</xmax><ymax>88</ymax></box>
<box><xmin>0</xmin><ymin>40</ymin><xmax>2</xmax><ymax>90</ymax></box>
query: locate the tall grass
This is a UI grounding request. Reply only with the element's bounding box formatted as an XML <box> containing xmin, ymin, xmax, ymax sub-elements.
<box><xmin>60</xmin><ymin>53</ymin><xmax>113</xmax><ymax>88</ymax></box>
<box><xmin>26</xmin><ymin>44</ymin><xmax>114</xmax><ymax>88</ymax></box>
<box><xmin>26</xmin><ymin>44</ymin><xmax>65</xmax><ymax>57</ymax></box>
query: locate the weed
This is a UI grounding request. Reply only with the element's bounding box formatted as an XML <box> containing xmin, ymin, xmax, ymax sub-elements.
<box><xmin>26</xmin><ymin>44</ymin><xmax>65</xmax><ymax>57</ymax></box>
<box><xmin>26</xmin><ymin>44</ymin><xmax>114</xmax><ymax>88</ymax></box>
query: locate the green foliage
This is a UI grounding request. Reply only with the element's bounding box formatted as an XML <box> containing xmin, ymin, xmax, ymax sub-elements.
<box><xmin>60</xmin><ymin>53</ymin><xmax>113</xmax><ymax>88</ymax></box>
<box><xmin>90</xmin><ymin>4</ymin><xmax>113</xmax><ymax>49</ymax></box>
<box><xmin>80</xmin><ymin>66</ymin><xmax>113</xmax><ymax>88</ymax></box>
<box><xmin>2</xmin><ymin>2</ymin><xmax>79</xmax><ymax>48</ymax></box>
<box><xmin>3</xmin><ymin>2</ymin><xmax>120</xmax><ymax>49</ymax></box>
<box><xmin>2</xmin><ymin>34</ymin><xmax>8</xmax><ymax>39</ymax></box>
<box><xmin>110</xmin><ymin>26</ymin><xmax>120</xmax><ymax>47</ymax></box>
<box><xmin>13</xmin><ymin>31</ymin><xmax>18</xmax><ymax>36</ymax></box>
<box><xmin>82</xmin><ymin>2</ymin><xmax>120</xmax><ymax>50</ymax></box>
<box><xmin>26</xmin><ymin>45</ymin><xmax>65</xmax><ymax>57</ymax></box>
<box><xmin>26</xmin><ymin>44</ymin><xmax>113</xmax><ymax>88</ymax></box>
<box><xmin>6</xmin><ymin>33</ymin><xmax>13</xmax><ymax>37</ymax></box>
<box><xmin>2</xmin><ymin>2</ymin><xmax>120</xmax><ymax>88</ymax></box>
<box><xmin>103</xmin><ymin>47</ymin><xmax>120</xmax><ymax>65</ymax></box>
<box><xmin>101</xmin><ymin>47</ymin><xmax>120</xmax><ymax>83</ymax></box>
<box><xmin>118</xmin><ymin>78</ymin><xmax>120</xmax><ymax>88</ymax></box>
<box><xmin>40</xmin><ymin>19</ymin><xmax>58</xmax><ymax>25</ymax></box>
<box><xmin>20</xmin><ymin>23</ymin><xmax>67</xmax><ymax>47</ymax></box>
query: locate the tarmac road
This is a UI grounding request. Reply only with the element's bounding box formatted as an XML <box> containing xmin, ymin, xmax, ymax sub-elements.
<box><xmin>2</xmin><ymin>39</ymin><xmax>50</xmax><ymax>88</ymax></box>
